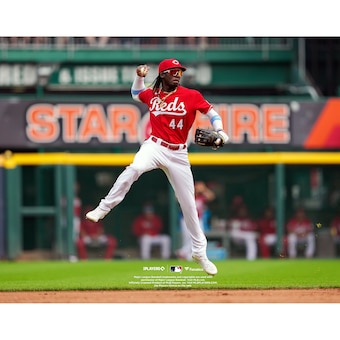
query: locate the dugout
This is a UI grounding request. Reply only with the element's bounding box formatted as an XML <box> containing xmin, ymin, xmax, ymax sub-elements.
<box><xmin>1</xmin><ymin>151</ymin><xmax>340</xmax><ymax>260</ymax></box>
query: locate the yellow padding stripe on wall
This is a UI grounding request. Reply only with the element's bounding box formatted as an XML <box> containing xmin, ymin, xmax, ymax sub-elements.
<box><xmin>1</xmin><ymin>151</ymin><xmax>340</xmax><ymax>168</ymax></box>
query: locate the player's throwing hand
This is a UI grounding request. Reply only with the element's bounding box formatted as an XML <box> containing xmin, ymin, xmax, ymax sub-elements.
<box><xmin>136</xmin><ymin>64</ymin><xmax>149</xmax><ymax>77</ymax></box>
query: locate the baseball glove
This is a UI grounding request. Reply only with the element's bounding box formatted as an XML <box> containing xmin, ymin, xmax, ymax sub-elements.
<box><xmin>194</xmin><ymin>128</ymin><xmax>224</xmax><ymax>150</ymax></box>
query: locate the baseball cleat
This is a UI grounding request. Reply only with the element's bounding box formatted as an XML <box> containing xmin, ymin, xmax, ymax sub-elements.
<box><xmin>192</xmin><ymin>254</ymin><xmax>218</xmax><ymax>276</ymax></box>
<box><xmin>85</xmin><ymin>207</ymin><xmax>109</xmax><ymax>222</ymax></box>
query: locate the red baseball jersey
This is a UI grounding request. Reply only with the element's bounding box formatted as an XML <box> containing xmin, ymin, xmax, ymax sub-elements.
<box><xmin>132</xmin><ymin>215</ymin><xmax>163</xmax><ymax>237</ymax></box>
<box><xmin>330</xmin><ymin>216</ymin><xmax>340</xmax><ymax>236</ymax></box>
<box><xmin>79</xmin><ymin>219</ymin><xmax>104</xmax><ymax>237</ymax></box>
<box><xmin>229</xmin><ymin>217</ymin><xmax>258</xmax><ymax>232</ymax></box>
<box><xmin>257</xmin><ymin>217</ymin><xmax>276</xmax><ymax>235</ymax></box>
<box><xmin>286</xmin><ymin>217</ymin><xmax>313</xmax><ymax>235</ymax></box>
<box><xmin>138</xmin><ymin>85</ymin><xmax>212</xmax><ymax>144</ymax></box>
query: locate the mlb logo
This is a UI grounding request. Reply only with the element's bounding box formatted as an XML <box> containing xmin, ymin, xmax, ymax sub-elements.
<box><xmin>170</xmin><ymin>265</ymin><xmax>182</xmax><ymax>273</ymax></box>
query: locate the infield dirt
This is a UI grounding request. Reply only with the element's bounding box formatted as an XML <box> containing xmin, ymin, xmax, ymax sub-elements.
<box><xmin>0</xmin><ymin>289</ymin><xmax>339</xmax><ymax>303</ymax></box>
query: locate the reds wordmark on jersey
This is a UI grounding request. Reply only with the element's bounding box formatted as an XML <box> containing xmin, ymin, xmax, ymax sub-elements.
<box><xmin>139</xmin><ymin>85</ymin><xmax>212</xmax><ymax>144</ymax></box>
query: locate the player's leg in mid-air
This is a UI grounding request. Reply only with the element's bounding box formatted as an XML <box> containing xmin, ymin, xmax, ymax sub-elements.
<box><xmin>86</xmin><ymin>140</ymin><xmax>159</xmax><ymax>222</ymax></box>
<box><xmin>162</xmin><ymin>153</ymin><xmax>218</xmax><ymax>275</ymax></box>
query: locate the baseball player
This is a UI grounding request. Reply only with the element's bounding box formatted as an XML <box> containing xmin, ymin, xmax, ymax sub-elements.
<box><xmin>227</xmin><ymin>205</ymin><xmax>259</xmax><ymax>260</ymax></box>
<box><xmin>257</xmin><ymin>206</ymin><xmax>288</xmax><ymax>258</ymax></box>
<box><xmin>86</xmin><ymin>58</ymin><xmax>229</xmax><ymax>275</ymax></box>
<box><xmin>76</xmin><ymin>206</ymin><xmax>117</xmax><ymax>260</ymax></box>
<box><xmin>132</xmin><ymin>203</ymin><xmax>171</xmax><ymax>260</ymax></box>
<box><xmin>286</xmin><ymin>207</ymin><xmax>315</xmax><ymax>258</ymax></box>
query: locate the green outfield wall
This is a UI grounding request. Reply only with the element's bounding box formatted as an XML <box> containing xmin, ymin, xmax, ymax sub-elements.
<box><xmin>1</xmin><ymin>151</ymin><xmax>339</xmax><ymax>260</ymax></box>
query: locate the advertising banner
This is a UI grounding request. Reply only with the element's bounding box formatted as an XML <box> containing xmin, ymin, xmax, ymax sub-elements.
<box><xmin>0</xmin><ymin>99</ymin><xmax>339</xmax><ymax>150</ymax></box>
<box><xmin>0</xmin><ymin>63</ymin><xmax>38</xmax><ymax>87</ymax></box>
<box><xmin>47</xmin><ymin>63</ymin><xmax>213</xmax><ymax>90</ymax></box>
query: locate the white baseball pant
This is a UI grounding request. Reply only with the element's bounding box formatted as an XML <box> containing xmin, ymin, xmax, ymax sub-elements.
<box><xmin>98</xmin><ymin>137</ymin><xmax>208</xmax><ymax>256</ymax></box>
<box><xmin>287</xmin><ymin>233</ymin><xmax>315</xmax><ymax>258</ymax></box>
<box><xmin>230</xmin><ymin>229</ymin><xmax>258</xmax><ymax>260</ymax></box>
<box><xmin>139</xmin><ymin>234</ymin><xmax>171</xmax><ymax>259</ymax></box>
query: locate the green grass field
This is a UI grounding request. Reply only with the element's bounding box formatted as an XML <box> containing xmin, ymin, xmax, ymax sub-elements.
<box><xmin>0</xmin><ymin>258</ymin><xmax>339</xmax><ymax>291</ymax></box>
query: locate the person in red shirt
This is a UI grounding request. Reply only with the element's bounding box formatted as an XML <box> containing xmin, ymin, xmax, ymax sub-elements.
<box><xmin>330</xmin><ymin>206</ymin><xmax>340</xmax><ymax>257</ymax></box>
<box><xmin>85</xmin><ymin>59</ymin><xmax>229</xmax><ymax>275</ymax></box>
<box><xmin>132</xmin><ymin>203</ymin><xmax>171</xmax><ymax>260</ymax></box>
<box><xmin>257</xmin><ymin>206</ymin><xmax>288</xmax><ymax>258</ymax></box>
<box><xmin>76</xmin><ymin>206</ymin><xmax>117</xmax><ymax>260</ymax></box>
<box><xmin>227</xmin><ymin>205</ymin><xmax>259</xmax><ymax>260</ymax></box>
<box><xmin>286</xmin><ymin>207</ymin><xmax>315</xmax><ymax>258</ymax></box>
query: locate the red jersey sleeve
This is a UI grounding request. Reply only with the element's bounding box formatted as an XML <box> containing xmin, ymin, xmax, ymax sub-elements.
<box><xmin>189</xmin><ymin>89</ymin><xmax>213</xmax><ymax>114</ymax></box>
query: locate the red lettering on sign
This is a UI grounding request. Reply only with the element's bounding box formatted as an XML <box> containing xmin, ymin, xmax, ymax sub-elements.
<box><xmin>231</xmin><ymin>104</ymin><xmax>260</xmax><ymax>143</ymax></box>
<box><xmin>262</xmin><ymin>104</ymin><xmax>290</xmax><ymax>143</ymax></box>
<box><xmin>58</xmin><ymin>104</ymin><xmax>84</xmax><ymax>142</ymax></box>
<box><xmin>78</xmin><ymin>105</ymin><xmax>109</xmax><ymax>142</ymax></box>
<box><xmin>26</xmin><ymin>104</ymin><xmax>59</xmax><ymax>142</ymax></box>
<box><xmin>24</xmin><ymin>102</ymin><xmax>291</xmax><ymax>145</ymax></box>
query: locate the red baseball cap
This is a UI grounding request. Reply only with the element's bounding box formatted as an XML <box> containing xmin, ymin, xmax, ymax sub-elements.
<box><xmin>158</xmin><ymin>59</ymin><xmax>186</xmax><ymax>74</ymax></box>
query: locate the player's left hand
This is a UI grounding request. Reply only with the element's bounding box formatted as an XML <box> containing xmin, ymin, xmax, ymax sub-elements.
<box><xmin>212</xmin><ymin>130</ymin><xmax>229</xmax><ymax>150</ymax></box>
<box><xmin>216</xmin><ymin>130</ymin><xmax>229</xmax><ymax>145</ymax></box>
<box><xmin>195</xmin><ymin>128</ymin><xmax>229</xmax><ymax>150</ymax></box>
